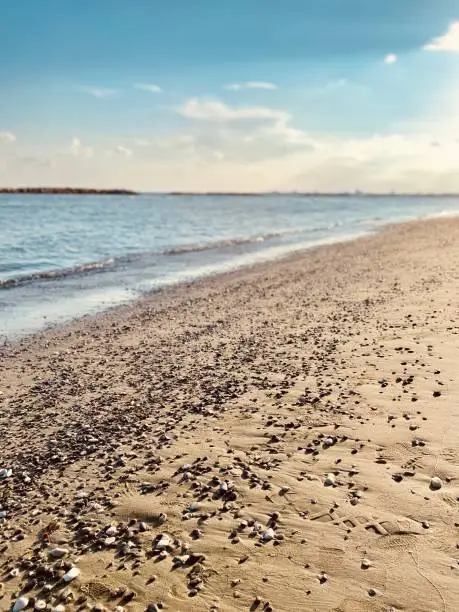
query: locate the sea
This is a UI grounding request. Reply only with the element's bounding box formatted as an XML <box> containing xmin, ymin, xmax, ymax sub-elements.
<box><xmin>1</xmin><ymin>193</ymin><xmax>459</xmax><ymax>339</ymax></box>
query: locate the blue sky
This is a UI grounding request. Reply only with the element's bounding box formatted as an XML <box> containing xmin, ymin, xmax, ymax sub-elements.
<box><xmin>1</xmin><ymin>0</ymin><xmax>459</xmax><ymax>191</ymax></box>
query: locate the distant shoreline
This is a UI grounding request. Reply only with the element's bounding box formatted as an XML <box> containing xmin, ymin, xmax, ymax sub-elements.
<box><xmin>0</xmin><ymin>187</ymin><xmax>138</xmax><ymax>195</ymax></box>
<box><xmin>1</xmin><ymin>188</ymin><xmax>459</xmax><ymax>197</ymax></box>
<box><xmin>166</xmin><ymin>191</ymin><xmax>459</xmax><ymax>197</ymax></box>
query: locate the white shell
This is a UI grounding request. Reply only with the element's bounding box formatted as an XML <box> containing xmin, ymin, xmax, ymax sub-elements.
<box><xmin>156</xmin><ymin>534</ymin><xmax>172</xmax><ymax>549</ymax></box>
<box><xmin>106</xmin><ymin>525</ymin><xmax>117</xmax><ymax>536</ymax></box>
<box><xmin>34</xmin><ymin>600</ymin><xmax>47</xmax><ymax>610</ymax></box>
<box><xmin>63</xmin><ymin>566</ymin><xmax>80</xmax><ymax>582</ymax></box>
<box><xmin>13</xmin><ymin>597</ymin><xmax>29</xmax><ymax>612</ymax></box>
<box><xmin>430</xmin><ymin>476</ymin><xmax>442</xmax><ymax>491</ymax></box>
<box><xmin>0</xmin><ymin>468</ymin><xmax>12</xmax><ymax>480</ymax></box>
<box><xmin>262</xmin><ymin>528</ymin><xmax>275</xmax><ymax>541</ymax></box>
<box><xmin>324</xmin><ymin>473</ymin><xmax>336</xmax><ymax>486</ymax></box>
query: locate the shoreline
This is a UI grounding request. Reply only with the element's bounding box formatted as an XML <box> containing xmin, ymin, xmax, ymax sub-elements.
<box><xmin>1</xmin><ymin>217</ymin><xmax>459</xmax><ymax>611</ymax></box>
<box><xmin>1</xmin><ymin>225</ymin><xmax>372</xmax><ymax>347</ymax></box>
<box><xmin>0</xmin><ymin>215</ymin><xmax>443</xmax><ymax>347</ymax></box>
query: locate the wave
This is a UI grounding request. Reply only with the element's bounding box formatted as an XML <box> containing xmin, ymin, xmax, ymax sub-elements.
<box><xmin>0</xmin><ymin>232</ymin><xmax>292</xmax><ymax>289</ymax></box>
<box><xmin>421</xmin><ymin>209</ymin><xmax>459</xmax><ymax>220</ymax></box>
<box><xmin>0</xmin><ymin>225</ymin><xmax>350</xmax><ymax>290</ymax></box>
<box><xmin>163</xmin><ymin>233</ymin><xmax>285</xmax><ymax>255</ymax></box>
<box><xmin>0</xmin><ymin>258</ymin><xmax>115</xmax><ymax>288</ymax></box>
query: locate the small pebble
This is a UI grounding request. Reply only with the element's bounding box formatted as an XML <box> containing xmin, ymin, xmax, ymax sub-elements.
<box><xmin>430</xmin><ymin>476</ymin><xmax>442</xmax><ymax>491</ymax></box>
<box><xmin>13</xmin><ymin>598</ymin><xmax>29</xmax><ymax>612</ymax></box>
<box><xmin>361</xmin><ymin>558</ymin><xmax>371</xmax><ymax>569</ymax></box>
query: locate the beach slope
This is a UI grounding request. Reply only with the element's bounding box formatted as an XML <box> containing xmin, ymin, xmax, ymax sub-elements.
<box><xmin>1</xmin><ymin>218</ymin><xmax>459</xmax><ymax>611</ymax></box>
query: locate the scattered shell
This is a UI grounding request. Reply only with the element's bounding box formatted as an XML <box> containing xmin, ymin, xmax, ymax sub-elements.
<box><xmin>430</xmin><ymin>476</ymin><xmax>442</xmax><ymax>491</ymax></box>
<box><xmin>34</xmin><ymin>600</ymin><xmax>47</xmax><ymax>610</ymax></box>
<box><xmin>63</xmin><ymin>567</ymin><xmax>80</xmax><ymax>582</ymax></box>
<box><xmin>13</xmin><ymin>597</ymin><xmax>29</xmax><ymax>612</ymax></box>
<box><xmin>0</xmin><ymin>468</ymin><xmax>12</xmax><ymax>480</ymax></box>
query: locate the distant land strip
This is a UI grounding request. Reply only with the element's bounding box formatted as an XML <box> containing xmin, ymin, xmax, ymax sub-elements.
<box><xmin>0</xmin><ymin>187</ymin><xmax>138</xmax><ymax>195</ymax></box>
<box><xmin>1</xmin><ymin>188</ymin><xmax>459</xmax><ymax>197</ymax></box>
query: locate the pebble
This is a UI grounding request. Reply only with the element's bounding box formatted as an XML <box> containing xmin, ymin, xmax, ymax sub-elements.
<box><xmin>13</xmin><ymin>598</ymin><xmax>29</xmax><ymax>612</ymax></box>
<box><xmin>63</xmin><ymin>567</ymin><xmax>80</xmax><ymax>582</ymax></box>
<box><xmin>361</xmin><ymin>558</ymin><xmax>371</xmax><ymax>569</ymax></box>
<box><xmin>49</xmin><ymin>547</ymin><xmax>69</xmax><ymax>558</ymax></box>
<box><xmin>51</xmin><ymin>606</ymin><xmax>66</xmax><ymax>612</ymax></box>
<box><xmin>324</xmin><ymin>474</ymin><xmax>335</xmax><ymax>486</ymax></box>
<box><xmin>106</xmin><ymin>525</ymin><xmax>117</xmax><ymax>536</ymax></box>
<box><xmin>422</xmin><ymin>520</ymin><xmax>430</xmax><ymax>529</ymax></box>
<box><xmin>430</xmin><ymin>476</ymin><xmax>442</xmax><ymax>491</ymax></box>
<box><xmin>0</xmin><ymin>468</ymin><xmax>12</xmax><ymax>480</ymax></box>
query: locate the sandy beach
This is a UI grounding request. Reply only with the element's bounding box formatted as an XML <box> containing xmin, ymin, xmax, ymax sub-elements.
<box><xmin>1</xmin><ymin>217</ymin><xmax>459</xmax><ymax>612</ymax></box>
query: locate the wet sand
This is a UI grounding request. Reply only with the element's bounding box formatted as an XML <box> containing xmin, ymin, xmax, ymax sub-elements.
<box><xmin>1</xmin><ymin>218</ymin><xmax>459</xmax><ymax>612</ymax></box>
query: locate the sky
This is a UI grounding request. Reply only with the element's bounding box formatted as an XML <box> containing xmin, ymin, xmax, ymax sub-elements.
<box><xmin>2</xmin><ymin>0</ymin><xmax>459</xmax><ymax>192</ymax></box>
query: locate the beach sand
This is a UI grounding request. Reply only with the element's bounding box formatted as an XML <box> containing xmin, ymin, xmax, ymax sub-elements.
<box><xmin>1</xmin><ymin>218</ymin><xmax>459</xmax><ymax>611</ymax></box>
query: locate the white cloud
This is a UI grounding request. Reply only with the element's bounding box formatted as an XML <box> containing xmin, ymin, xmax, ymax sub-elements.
<box><xmin>177</xmin><ymin>98</ymin><xmax>288</xmax><ymax>122</ymax></box>
<box><xmin>135</xmin><ymin>83</ymin><xmax>163</xmax><ymax>94</ymax></box>
<box><xmin>424</xmin><ymin>22</ymin><xmax>459</xmax><ymax>52</ymax></box>
<box><xmin>224</xmin><ymin>81</ymin><xmax>278</xmax><ymax>91</ymax></box>
<box><xmin>384</xmin><ymin>53</ymin><xmax>397</xmax><ymax>64</ymax></box>
<box><xmin>6</xmin><ymin>96</ymin><xmax>459</xmax><ymax>193</ymax></box>
<box><xmin>70</xmin><ymin>137</ymin><xmax>93</xmax><ymax>158</ymax></box>
<box><xmin>114</xmin><ymin>145</ymin><xmax>133</xmax><ymax>157</ymax></box>
<box><xmin>132</xmin><ymin>138</ymin><xmax>151</xmax><ymax>146</ymax></box>
<box><xmin>80</xmin><ymin>86</ymin><xmax>116</xmax><ymax>98</ymax></box>
<box><xmin>0</xmin><ymin>131</ymin><xmax>16</xmax><ymax>143</ymax></box>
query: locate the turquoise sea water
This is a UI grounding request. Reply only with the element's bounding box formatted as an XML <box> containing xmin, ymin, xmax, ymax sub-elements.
<box><xmin>1</xmin><ymin>193</ymin><xmax>458</xmax><ymax>338</ymax></box>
